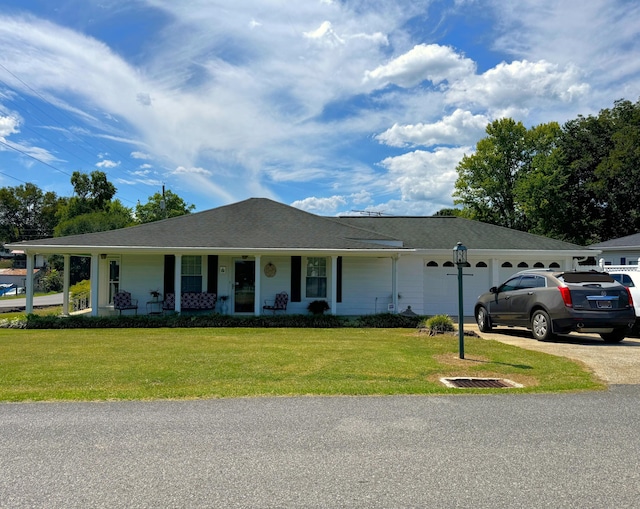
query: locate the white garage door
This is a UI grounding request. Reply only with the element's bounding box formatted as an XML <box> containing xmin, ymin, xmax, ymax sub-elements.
<box><xmin>423</xmin><ymin>263</ymin><xmax>491</xmax><ymax>317</ymax></box>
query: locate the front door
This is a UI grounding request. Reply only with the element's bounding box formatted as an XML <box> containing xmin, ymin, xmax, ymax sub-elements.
<box><xmin>234</xmin><ymin>260</ymin><xmax>255</xmax><ymax>313</ymax></box>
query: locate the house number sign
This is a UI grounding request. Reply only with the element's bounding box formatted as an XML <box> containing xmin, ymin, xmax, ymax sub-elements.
<box><xmin>264</xmin><ymin>262</ymin><xmax>277</xmax><ymax>277</ymax></box>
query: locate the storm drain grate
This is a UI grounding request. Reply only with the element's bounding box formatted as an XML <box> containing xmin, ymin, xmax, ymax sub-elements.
<box><xmin>440</xmin><ymin>377</ymin><xmax>523</xmax><ymax>389</ymax></box>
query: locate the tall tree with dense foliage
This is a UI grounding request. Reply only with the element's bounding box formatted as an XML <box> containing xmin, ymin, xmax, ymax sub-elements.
<box><xmin>453</xmin><ymin>118</ymin><xmax>561</xmax><ymax>231</ymax></box>
<box><xmin>556</xmin><ymin>99</ymin><xmax>640</xmax><ymax>244</ymax></box>
<box><xmin>0</xmin><ymin>183</ymin><xmax>61</xmax><ymax>242</ymax></box>
<box><xmin>452</xmin><ymin>99</ymin><xmax>640</xmax><ymax>245</ymax></box>
<box><xmin>135</xmin><ymin>189</ymin><xmax>195</xmax><ymax>224</ymax></box>
<box><xmin>55</xmin><ymin>171</ymin><xmax>132</xmax><ymax>236</ymax></box>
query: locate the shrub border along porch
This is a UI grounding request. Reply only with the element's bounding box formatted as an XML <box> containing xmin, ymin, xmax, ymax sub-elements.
<box><xmin>6</xmin><ymin>312</ymin><xmax>428</xmax><ymax>329</ymax></box>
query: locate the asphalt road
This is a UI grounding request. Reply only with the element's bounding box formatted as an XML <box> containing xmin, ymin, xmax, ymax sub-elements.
<box><xmin>1</xmin><ymin>388</ymin><xmax>640</xmax><ymax>508</ymax></box>
<box><xmin>0</xmin><ymin>293</ymin><xmax>63</xmax><ymax>310</ymax></box>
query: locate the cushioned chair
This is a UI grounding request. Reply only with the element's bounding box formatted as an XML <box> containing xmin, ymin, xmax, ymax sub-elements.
<box><xmin>263</xmin><ymin>292</ymin><xmax>288</xmax><ymax>314</ymax></box>
<box><xmin>162</xmin><ymin>293</ymin><xmax>175</xmax><ymax>313</ymax></box>
<box><xmin>113</xmin><ymin>291</ymin><xmax>138</xmax><ymax>315</ymax></box>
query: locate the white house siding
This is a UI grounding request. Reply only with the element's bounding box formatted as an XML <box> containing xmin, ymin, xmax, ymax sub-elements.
<box><xmin>258</xmin><ymin>256</ymin><xmax>297</xmax><ymax>312</ymax></box>
<box><xmin>340</xmin><ymin>257</ymin><xmax>393</xmax><ymax>315</ymax></box>
<box><xmin>119</xmin><ymin>254</ymin><xmax>164</xmax><ymax>313</ymax></box>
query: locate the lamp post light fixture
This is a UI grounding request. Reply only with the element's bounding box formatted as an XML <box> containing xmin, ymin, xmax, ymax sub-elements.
<box><xmin>453</xmin><ymin>242</ymin><xmax>468</xmax><ymax>359</ymax></box>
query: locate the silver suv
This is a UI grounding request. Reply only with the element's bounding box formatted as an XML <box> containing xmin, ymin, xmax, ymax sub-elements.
<box><xmin>475</xmin><ymin>270</ymin><xmax>636</xmax><ymax>342</ymax></box>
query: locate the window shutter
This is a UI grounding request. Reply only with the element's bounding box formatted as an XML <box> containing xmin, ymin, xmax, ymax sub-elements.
<box><xmin>337</xmin><ymin>256</ymin><xmax>342</xmax><ymax>303</ymax></box>
<box><xmin>291</xmin><ymin>256</ymin><xmax>301</xmax><ymax>302</ymax></box>
<box><xmin>164</xmin><ymin>255</ymin><xmax>175</xmax><ymax>294</ymax></box>
<box><xmin>207</xmin><ymin>255</ymin><xmax>218</xmax><ymax>294</ymax></box>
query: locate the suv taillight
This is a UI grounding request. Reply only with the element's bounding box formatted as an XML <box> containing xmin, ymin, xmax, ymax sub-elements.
<box><xmin>626</xmin><ymin>287</ymin><xmax>634</xmax><ymax>308</ymax></box>
<box><xmin>558</xmin><ymin>286</ymin><xmax>573</xmax><ymax>307</ymax></box>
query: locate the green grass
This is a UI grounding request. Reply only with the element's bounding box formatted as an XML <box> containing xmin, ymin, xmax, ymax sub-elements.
<box><xmin>0</xmin><ymin>328</ymin><xmax>603</xmax><ymax>402</ymax></box>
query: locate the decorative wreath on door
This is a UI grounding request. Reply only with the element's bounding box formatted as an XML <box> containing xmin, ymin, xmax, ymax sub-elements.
<box><xmin>264</xmin><ymin>262</ymin><xmax>277</xmax><ymax>277</ymax></box>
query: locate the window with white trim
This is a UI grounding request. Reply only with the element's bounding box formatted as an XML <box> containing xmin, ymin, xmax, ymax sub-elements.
<box><xmin>181</xmin><ymin>255</ymin><xmax>202</xmax><ymax>293</ymax></box>
<box><xmin>306</xmin><ymin>257</ymin><xmax>327</xmax><ymax>298</ymax></box>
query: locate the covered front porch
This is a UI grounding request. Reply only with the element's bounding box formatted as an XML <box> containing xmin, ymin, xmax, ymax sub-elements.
<box><xmin>20</xmin><ymin>250</ymin><xmax>405</xmax><ymax>317</ymax></box>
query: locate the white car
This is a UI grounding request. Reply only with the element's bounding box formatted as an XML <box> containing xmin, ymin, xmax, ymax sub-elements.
<box><xmin>607</xmin><ymin>269</ymin><xmax>640</xmax><ymax>335</ymax></box>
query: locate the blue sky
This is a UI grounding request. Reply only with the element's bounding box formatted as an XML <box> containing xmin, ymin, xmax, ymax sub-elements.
<box><xmin>1</xmin><ymin>0</ymin><xmax>639</xmax><ymax>216</ymax></box>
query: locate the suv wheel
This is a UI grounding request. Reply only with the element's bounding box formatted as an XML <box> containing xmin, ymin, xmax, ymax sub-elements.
<box><xmin>476</xmin><ymin>306</ymin><xmax>492</xmax><ymax>332</ymax></box>
<box><xmin>531</xmin><ymin>309</ymin><xmax>555</xmax><ymax>341</ymax></box>
<box><xmin>600</xmin><ymin>329</ymin><xmax>626</xmax><ymax>343</ymax></box>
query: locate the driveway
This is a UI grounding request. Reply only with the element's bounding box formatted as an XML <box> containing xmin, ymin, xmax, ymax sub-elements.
<box><xmin>468</xmin><ymin>323</ymin><xmax>640</xmax><ymax>384</ymax></box>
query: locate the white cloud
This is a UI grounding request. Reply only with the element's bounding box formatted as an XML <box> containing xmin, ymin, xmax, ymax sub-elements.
<box><xmin>291</xmin><ymin>195</ymin><xmax>348</xmax><ymax>214</ymax></box>
<box><xmin>445</xmin><ymin>60</ymin><xmax>590</xmax><ymax>112</ymax></box>
<box><xmin>304</xmin><ymin>21</ymin><xmax>344</xmax><ymax>44</ymax></box>
<box><xmin>0</xmin><ymin>115</ymin><xmax>19</xmax><ymax>138</ymax></box>
<box><xmin>364</xmin><ymin>44</ymin><xmax>476</xmax><ymax>88</ymax></box>
<box><xmin>96</xmin><ymin>159</ymin><xmax>119</xmax><ymax>168</ymax></box>
<box><xmin>379</xmin><ymin>146</ymin><xmax>470</xmax><ymax>203</ymax></box>
<box><xmin>173</xmin><ymin>166</ymin><xmax>212</xmax><ymax>177</ymax></box>
<box><xmin>376</xmin><ymin>109</ymin><xmax>489</xmax><ymax>148</ymax></box>
<box><xmin>136</xmin><ymin>93</ymin><xmax>152</xmax><ymax>106</ymax></box>
<box><xmin>131</xmin><ymin>151</ymin><xmax>151</xmax><ymax>160</ymax></box>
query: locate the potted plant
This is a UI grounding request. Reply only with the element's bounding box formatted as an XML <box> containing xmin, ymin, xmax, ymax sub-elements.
<box><xmin>150</xmin><ymin>290</ymin><xmax>161</xmax><ymax>302</ymax></box>
<box><xmin>307</xmin><ymin>300</ymin><xmax>330</xmax><ymax>315</ymax></box>
<box><xmin>219</xmin><ymin>295</ymin><xmax>229</xmax><ymax>314</ymax></box>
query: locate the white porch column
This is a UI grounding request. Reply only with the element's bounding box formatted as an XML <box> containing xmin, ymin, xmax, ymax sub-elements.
<box><xmin>62</xmin><ymin>254</ymin><xmax>70</xmax><ymax>316</ymax></box>
<box><xmin>174</xmin><ymin>254</ymin><xmax>182</xmax><ymax>313</ymax></box>
<box><xmin>90</xmin><ymin>254</ymin><xmax>99</xmax><ymax>317</ymax></box>
<box><xmin>25</xmin><ymin>251</ymin><xmax>34</xmax><ymax>314</ymax></box>
<box><xmin>391</xmin><ymin>255</ymin><xmax>399</xmax><ymax>314</ymax></box>
<box><xmin>330</xmin><ymin>255</ymin><xmax>338</xmax><ymax>315</ymax></box>
<box><xmin>254</xmin><ymin>255</ymin><xmax>261</xmax><ymax>316</ymax></box>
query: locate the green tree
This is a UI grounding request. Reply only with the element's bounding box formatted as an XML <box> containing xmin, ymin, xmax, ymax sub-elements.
<box><xmin>135</xmin><ymin>189</ymin><xmax>195</xmax><ymax>223</ymax></box>
<box><xmin>0</xmin><ymin>183</ymin><xmax>61</xmax><ymax>242</ymax></box>
<box><xmin>453</xmin><ymin>118</ymin><xmax>561</xmax><ymax>231</ymax></box>
<box><xmin>555</xmin><ymin>99</ymin><xmax>640</xmax><ymax>244</ymax></box>
<box><xmin>58</xmin><ymin>170</ymin><xmax>117</xmax><ymax>222</ymax></box>
<box><xmin>512</xmin><ymin>122</ymin><xmax>567</xmax><ymax>239</ymax></box>
<box><xmin>55</xmin><ymin>200</ymin><xmax>133</xmax><ymax>237</ymax></box>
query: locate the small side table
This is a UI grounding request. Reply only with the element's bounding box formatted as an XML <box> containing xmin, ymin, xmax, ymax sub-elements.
<box><xmin>146</xmin><ymin>300</ymin><xmax>163</xmax><ymax>315</ymax></box>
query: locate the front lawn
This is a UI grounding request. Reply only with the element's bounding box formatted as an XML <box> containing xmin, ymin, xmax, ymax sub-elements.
<box><xmin>0</xmin><ymin>328</ymin><xmax>603</xmax><ymax>401</ymax></box>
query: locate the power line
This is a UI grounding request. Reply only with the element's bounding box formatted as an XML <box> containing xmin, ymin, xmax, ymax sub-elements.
<box><xmin>0</xmin><ymin>63</ymin><xmax>158</xmax><ymax>203</ymax></box>
<box><xmin>0</xmin><ymin>139</ymin><xmax>137</xmax><ymax>206</ymax></box>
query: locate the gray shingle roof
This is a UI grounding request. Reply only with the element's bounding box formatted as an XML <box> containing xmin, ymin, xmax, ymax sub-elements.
<box><xmin>589</xmin><ymin>233</ymin><xmax>640</xmax><ymax>249</ymax></box>
<box><xmin>9</xmin><ymin>198</ymin><xmax>402</xmax><ymax>251</ymax></box>
<box><xmin>335</xmin><ymin>216</ymin><xmax>586</xmax><ymax>251</ymax></box>
<box><xmin>8</xmin><ymin>198</ymin><xmax>588</xmax><ymax>253</ymax></box>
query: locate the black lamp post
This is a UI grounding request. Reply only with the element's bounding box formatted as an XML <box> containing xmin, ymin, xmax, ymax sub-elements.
<box><xmin>453</xmin><ymin>242</ymin><xmax>467</xmax><ymax>359</ymax></box>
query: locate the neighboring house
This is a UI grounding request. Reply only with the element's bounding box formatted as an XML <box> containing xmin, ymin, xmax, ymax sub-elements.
<box><xmin>589</xmin><ymin>233</ymin><xmax>640</xmax><ymax>266</ymax></box>
<box><xmin>7</xmin><ymin>198</ymin><xmax>594</xmax><ymax>317</ymax></box>
<box><xmin>0</xmin><ymin>268</ymin><xmax>42</xmax><ymax>290</ymax></box>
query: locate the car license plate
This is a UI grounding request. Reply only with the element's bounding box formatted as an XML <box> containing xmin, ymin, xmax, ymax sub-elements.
<box><xmin>596</xmin><ymin>301</ymin><xmax>612</xmax><ymax>309</ymax></box>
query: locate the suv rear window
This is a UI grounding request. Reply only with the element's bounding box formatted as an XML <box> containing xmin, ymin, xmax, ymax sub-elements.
<box><xmin>559</xmin><ymin>272</ymin><xmax>615</xmax><ymax>284</ymax></box>
<box><xmin>611</xmin><ymin>274</ymin><xmax>635</xmax><ymax>287</ymax></box>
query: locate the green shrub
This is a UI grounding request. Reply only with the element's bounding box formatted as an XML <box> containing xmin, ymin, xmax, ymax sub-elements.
<box><xmin>420</xmin><ymin>314</ymin><xmax>455</xmax><ymax>335</ymax></box>
<box><xmin>41</xmin><ymin>269</ymin><xmax>63</xmax><ymax>293</ymax></box>
<box><xmin>354</xmin><ymin>313</ymin><xmax>423</xmax><ymax>328</ymax></box>
<box><xmin>307</xmin><ymin>300</ymin><xmax>330</xmax><ymax>315</ymax></box>
<box><xmin>70</xmin><ymin>279</ymin><xmax>91</xmax><ymax>298</ymax></box>
<box><xmin>23</xmin><ymin>312</ymin><xmax>432</xmax><ymax>329</ymax></box>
